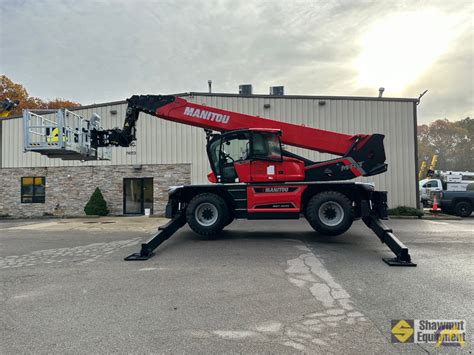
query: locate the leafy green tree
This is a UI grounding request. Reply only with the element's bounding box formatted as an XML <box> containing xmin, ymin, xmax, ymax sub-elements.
<box><xmin>455</xmin><ymin>118</ymin><xmax>474</xmax><ymax>171</ymax></box>
<box><xmin>418</xmin><ymin>118</ymin><xmax>473</xmax><ymax>171</ymax></box>
<box><xmin>84</xmin><ymin>188</ymin><xmax>109</xmax><ymax>216</ymax></box>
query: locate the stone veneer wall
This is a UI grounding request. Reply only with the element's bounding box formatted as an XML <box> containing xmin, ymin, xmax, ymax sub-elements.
<box><xmin>0</xmin><ymin>164</ymin><xmax>191</xmax><ymax>218</ymax></box>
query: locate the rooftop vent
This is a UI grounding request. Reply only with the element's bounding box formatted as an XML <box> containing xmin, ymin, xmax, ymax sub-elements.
<box><xmin>239</xmin><ymin>84</ymin><xmax>252</xmax><ymax>95</ymax></box>
<box><xmin>270</xmin><ymin>86</ymin><xmax>284</xmax><ymax>96</ymax></box>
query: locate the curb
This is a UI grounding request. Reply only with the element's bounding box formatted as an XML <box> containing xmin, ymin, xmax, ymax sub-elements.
<box><xmin>389</xmin><ymin>216</ymin><xmax>419</xmax><ymax>219</ymax></box>
<box><xmin>421</xmin><ymin>214</ymin><xmax>462</xmax><ymax>220</ymax></box>
<box><xmin>0</xmin><ymin>215</ymin><xmax>100</xmax><ymax>220</ymax></box>
<box><xmin>0</xmin><ymin>214</ymin><xmax>166</xmax><ymax>221</ymax></box>
<box><xmin>389</xmin><ymin>214</ymin><xmax>462</xmax><ymax>220</ymax></box>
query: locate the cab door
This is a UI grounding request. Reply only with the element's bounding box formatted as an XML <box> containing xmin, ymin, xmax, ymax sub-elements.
<box><xmin>249</xmin><ymin>131</ymin><xmax>282</xmax><ymax>182</ymax></box>
<box><xmin>207</xmin><ymin>131</ymin><xmax>252</xmax><ymax>183</ymax></box>
<box><xmin>422</xmin><ymin>179</ymin><xmax>442</xmax><ymax>200</ymax></box>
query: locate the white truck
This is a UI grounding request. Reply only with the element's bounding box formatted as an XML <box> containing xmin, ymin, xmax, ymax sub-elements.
<box><xmin>419</xmin><ymin>172</ymin><xmax>474</xmax><ymax>207</ymax></box>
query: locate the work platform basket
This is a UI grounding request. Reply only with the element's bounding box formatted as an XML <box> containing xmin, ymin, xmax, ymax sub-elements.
<box><xmin>23</xmin><ymin>109</ymin><xmax>111</xmax><ymax>161</ymax></box>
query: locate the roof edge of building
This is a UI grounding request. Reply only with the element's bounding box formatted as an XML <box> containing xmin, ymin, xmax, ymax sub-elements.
<box><xmin>185</xmin><ymin>92</ymin><xmax>419</xmax><ymax>102</ymax></box>
<box><xmin>2</xmin><ymin>92</ymin><xmax>418</xmax><ymax>120</ymax></box>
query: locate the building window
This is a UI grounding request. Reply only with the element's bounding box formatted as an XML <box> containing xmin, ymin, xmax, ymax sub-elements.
<box><xmin>21</xmin><ymin>177</ymin><xmax>45</xmax><ymax>203</ymax></box>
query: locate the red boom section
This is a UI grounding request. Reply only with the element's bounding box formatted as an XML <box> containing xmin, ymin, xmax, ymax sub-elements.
<box><xmin>155</xmin><ymin>97</ymin><xmax>369</xmax><ymax>156</ymax></box>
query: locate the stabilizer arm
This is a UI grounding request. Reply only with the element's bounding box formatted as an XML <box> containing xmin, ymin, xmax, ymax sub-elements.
<box><xmin>362</xmin><ymin>191</ymin><xmax>416</xmax><ymax>266</ymax></box>
<box><xmin>363</xmin><ymin>216</ymin><xmax>416</xmax><ymax>266</ymax></box>
<box><xmin>124</xmin><ymin>211</ymin><xmax>186</xmax><ymax>260</ymax></box>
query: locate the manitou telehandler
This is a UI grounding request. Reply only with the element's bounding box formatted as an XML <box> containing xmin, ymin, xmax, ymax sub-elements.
<box><xmin>82</xmin><ymin>94</ymin><xmax>413</xmax><ymax>266</ymax></box>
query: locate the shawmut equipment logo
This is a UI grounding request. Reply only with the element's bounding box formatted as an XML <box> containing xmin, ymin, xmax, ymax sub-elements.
<box><xmin>391</xmin><ymin>319</ymin><xmax>414</xmax><ymax>343</ymax></box>
<box><xmin>183</xmin><ymin>107</ymin><xmax>230</xmax><ymax>124</ymax></box>
<box><xmin>391</xmin><ymin>319</ymin><xmax>466</xmax><ymax>348</ymax></box>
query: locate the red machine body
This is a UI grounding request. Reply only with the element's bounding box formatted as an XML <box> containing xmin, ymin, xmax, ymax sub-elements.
<box><xmin>232</xmin><ymin>156</ymin><xmax>305</xmax><ymax>183</ymax></box>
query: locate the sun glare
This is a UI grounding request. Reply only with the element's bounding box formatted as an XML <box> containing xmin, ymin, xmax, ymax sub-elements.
<box><xmin>354</xmin><ymin>9</ymin><xmax>464</xmax><ymax>93</ymax></box>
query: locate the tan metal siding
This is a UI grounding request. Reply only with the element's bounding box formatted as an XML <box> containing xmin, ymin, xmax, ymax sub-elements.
<box><xmin>1</xmin><ymin>95</ymin><xmax>416</xmax><ymax>207</ymax></box>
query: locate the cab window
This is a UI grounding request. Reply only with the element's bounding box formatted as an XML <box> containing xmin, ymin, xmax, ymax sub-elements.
<box><xmin>424</xmin><ymin>180</ymin><xmax>439</xmax><ymax>188</ymax></box>
<box><xmin>222</xmin><ymin>132</ymin><xmax>250</xmax><ymax>162</ymax></box>
<box><xmin>251</xmin><ymin>132</ymin><xmax>282</xmax><ymax>161</ymax></box>
<box><xmin>208</xmin><ymin>138</ymin><xmax>221</xmax><ymax>175</ymax></box>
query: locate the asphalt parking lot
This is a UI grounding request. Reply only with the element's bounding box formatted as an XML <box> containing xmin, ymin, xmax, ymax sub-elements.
<box><xmin>1</xmin><ymin>217</ymin><xmax>472</xmax><ymax>353</ymax></box>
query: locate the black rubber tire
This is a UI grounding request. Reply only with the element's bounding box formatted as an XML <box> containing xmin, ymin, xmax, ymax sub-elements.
<box><xmin>186</xmin><ymin>193</ymin><xmax>229</xmax><ymax>236</ymax></box>
<box><xmin>305</xmin><ymin>191</ymin><xmax>354</xmax><ymax>236</ymax></box>
<box><xmin>454</xmin><ymin>201</ymin><xmax>472</xmax><ymax>217</ymax></box>
<box><xmin>223</xmin><ymin>212</ymin><xmax>234</xmax><ymax>228</ymax></box>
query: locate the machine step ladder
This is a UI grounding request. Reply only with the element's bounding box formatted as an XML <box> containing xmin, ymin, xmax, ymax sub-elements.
<box><xmin>23</xmin><ymin>109</ymin><xmax>111</xmax><ymax>161</ymax></box>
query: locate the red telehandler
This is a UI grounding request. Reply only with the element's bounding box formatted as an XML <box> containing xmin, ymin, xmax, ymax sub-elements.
<box><xmin>89</xmin><ymin>95</ymin><xmax>415</xmax><ymax>266</ymax></box>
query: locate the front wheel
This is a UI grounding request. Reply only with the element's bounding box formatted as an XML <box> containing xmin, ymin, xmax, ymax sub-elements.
<box><xmin>186</xmin><ymin>193</ymin><xmax>229</xmax><ymax>236</ymax></box>
<box><xmin>305</xmin><ymin>191</ymin><xmax>354</xmax><ymax>236</ymax></box>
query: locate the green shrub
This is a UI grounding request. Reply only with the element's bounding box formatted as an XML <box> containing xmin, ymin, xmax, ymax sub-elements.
<box><xmin>388</xmin><ymin>206</ymin><xmax>424</xmax><ymax>217</ymax></box>
<box><xmin>84</xmin><ymin>187</ymin><xmax>109</xmax><ymax>216</ymax></box>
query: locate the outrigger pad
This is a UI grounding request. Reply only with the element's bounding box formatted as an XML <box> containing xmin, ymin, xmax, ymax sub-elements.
<box><xmin>124</xmin><ymin>251</ymin><xmax>155</xmax><ymax>261</ymax></box>
<box><xmin>362</xmin><ymin>215</ymin><xmax>416</xmax><ymax>267</ymax></box>
<box><xmin>124</xmin><ymin>212</ymin><xmax>186</xmax><ymax>261</ymax></box>
<box><xmin>383</xmin><ymin>258</ymin><xmax>417</xmax><ymax>267</ymax></box>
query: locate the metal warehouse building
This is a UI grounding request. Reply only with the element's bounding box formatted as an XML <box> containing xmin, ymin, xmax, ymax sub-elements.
<box><xmin>0</xmin><ymin>92</ymin><xmax>419</xmax><ymax>217</ymax></box>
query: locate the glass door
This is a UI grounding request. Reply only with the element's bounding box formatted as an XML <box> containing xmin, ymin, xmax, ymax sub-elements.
<box><xmin>143</xmin><ymin>178</ymin><xmax>153</xmax><ymax>213</ymax></box>
<box><xmin>123</xmin><ymin>178</ymin><xmax>153</xmax><ymax>214</ymax></box>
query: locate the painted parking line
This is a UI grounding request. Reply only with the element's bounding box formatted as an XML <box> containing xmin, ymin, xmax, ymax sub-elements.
<box><xmin>210</xmin><ymin>244</ymin><xmax>375</xmax><ymax>352</ymax></box>
<box><xmin>424</xmin><ymin>221</ymin><xmax>449</xmax><ymax>225</ymax></box>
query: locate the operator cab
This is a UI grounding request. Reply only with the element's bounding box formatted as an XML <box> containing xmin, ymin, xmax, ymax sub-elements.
<box><xmin>206</xmin><ymin>129</ymin><xmax>304</xmax><ymax>183</ymax></box>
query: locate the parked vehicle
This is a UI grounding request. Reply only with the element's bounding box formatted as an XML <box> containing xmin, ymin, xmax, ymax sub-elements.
<box><xmin>420</xmin><ymin>176</ymin><xmax>474</xmax><ymax>207</ymax></box>
<box><xmin>439</xmin><ymin>190</ymin><xmax>474</xmax><ymax>217</ymax></box>
<box><xmin>419</xmin><ymin>179</ymin><xmax>443</xmax><ymax>206</ymax></box>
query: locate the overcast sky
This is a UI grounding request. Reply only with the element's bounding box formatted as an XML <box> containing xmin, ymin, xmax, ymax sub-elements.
<box><xmin>1</xmin><ymin>0</ymin><xmax>472</xmax><ymax>123</ymax></box>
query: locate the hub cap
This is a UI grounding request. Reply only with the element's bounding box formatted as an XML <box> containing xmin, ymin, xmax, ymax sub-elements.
<box><xmin>318</xmin><ymin>201</ymin><xmax>344</xmax><ymax>226</ymax></box>
<box><xmin>195</xmin><ymin>202</ymin><xmax>218</xmax><ymax>227</ymax></box>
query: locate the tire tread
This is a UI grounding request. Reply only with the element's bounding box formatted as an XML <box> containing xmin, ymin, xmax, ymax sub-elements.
<box><xmin>186</xmin><ymin>193</ymin><xmax>229</xmax><ymax>236</ymax></box>
<box><xmin>305</xmin><ymin>191</ymin><xmax>354</xmax><ymax>236</ymax></box>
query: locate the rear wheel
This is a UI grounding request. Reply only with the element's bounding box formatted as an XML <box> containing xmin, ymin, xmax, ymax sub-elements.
<box><xmin>305</xmin><ymin>191</ymin><xmax>354</xmax><ymax>236</ymax></box>
<box><xmin>186</xmin><ymin>193</ymin><xmax>229</xmax><ymax>236</ymax></box>
<box><xmin>454</xmin><ymin>201</ymin><xmax>472</xmax><ymax>217</ymax></box>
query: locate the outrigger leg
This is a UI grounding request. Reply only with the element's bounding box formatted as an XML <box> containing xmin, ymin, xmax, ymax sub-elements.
<box><xmin>363</xmin><ymin>215</ymin><xmax>416</xmax><ymax>267</ymax></box>
<box><xmin>124</xmin><ymin>212</ymin><xmax>186</xmax><ymax>261</ymax></box>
